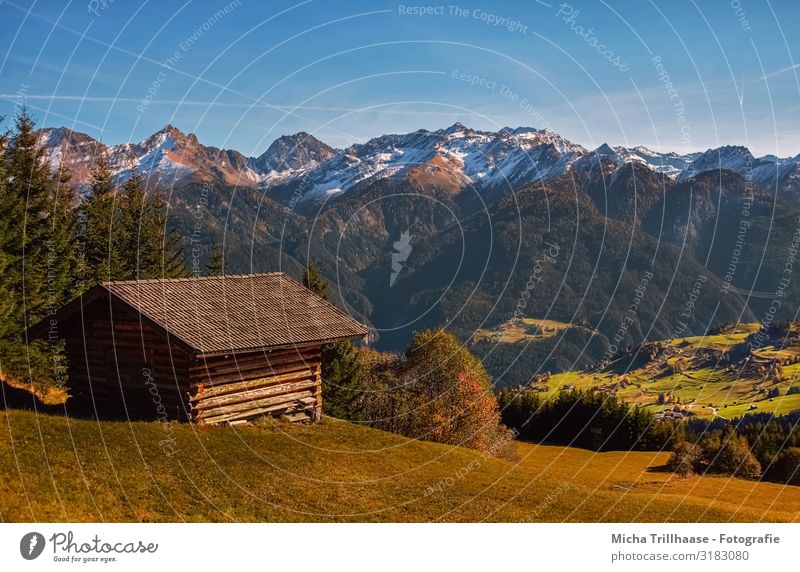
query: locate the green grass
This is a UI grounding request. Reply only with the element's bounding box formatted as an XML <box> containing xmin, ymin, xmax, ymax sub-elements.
<box><xmin>474</xmin><ymin>318</ymin><xmax>572</xmax><ymax>344</ymax></box>
<box><xmin>533</xmin><ymin>324</ymin><xmax>800</xmax><ymax>420</ymax></box>
<box><xmin>1</xmin><ymin>409</ymin><xmax>798</xmax><ymax>522</ymax></box>
<box><xmin>716</xmin><ymin>394</ymin><xmax>800</xmax><ymax>419</ymax></box>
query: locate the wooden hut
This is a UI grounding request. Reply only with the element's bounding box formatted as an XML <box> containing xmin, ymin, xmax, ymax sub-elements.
<box><xmin>29</xmin><ymin>273</ymin><xmax>368</xmax><ymax>424</ymax></box>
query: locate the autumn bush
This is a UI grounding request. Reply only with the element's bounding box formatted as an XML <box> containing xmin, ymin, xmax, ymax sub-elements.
<box><xmin>323</xmin><ymin>330</ymin><xmax>513</xmax><ymax>456</ymax></box>
<box><xmin>668</xmin><ymin>441</ymin><xmax>701</xmax><ymax>477</ymax></box>
<box><xmin>668</xmin><ymin>430</ymin><xmax>762</xmax><ymax>480</ymax></box>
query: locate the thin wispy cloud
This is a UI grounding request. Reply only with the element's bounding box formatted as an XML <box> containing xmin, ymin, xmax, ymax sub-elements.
<box><xmin>752</xmin><ymin>63</ymin><xmax>800</xmax><ymax>83</ymax></box>
<box><xmin>0</xmin><ymin>93</ymin><xmax>487</xmax><ymax>117</ymax></box>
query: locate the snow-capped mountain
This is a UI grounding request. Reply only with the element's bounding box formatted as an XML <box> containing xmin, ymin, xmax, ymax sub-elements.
<box><xmin>36</xmin><ymin>122</ymin><xmax>800</xmax><ymax>204</ymax></box>
<box><xmin>612</xmin><ymin>145</ymin><xmax>697</xmax><ymax>178</ymax></box>
<box><xmin>250</xmin><ymin>132</ymin><xmax>337</xmax><ymax>175</ymax></box>
<box><xmin>37</xmin><ymin>124</ymin><xmax>264</xmax><ymax>189</ymax></box>
<box><xmin>674</xmin><ymin>145</ymin><xmax>793</xmax><ymax>189</ymax></box>
<box><xmin>261</xmin><ymin>123</ymin><xmax>590</xmax><ymax>201</ymax></box>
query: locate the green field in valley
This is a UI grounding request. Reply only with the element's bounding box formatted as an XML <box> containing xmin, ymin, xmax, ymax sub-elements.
<box><xmin>504</xmin><ymin>323</ymin><xmax>800</xmax><ymax>420</ymax></box>
<box><xmin>473</xmin><ymin>318</ymin><xmax>573</xmax><ymax>344</ymax></box>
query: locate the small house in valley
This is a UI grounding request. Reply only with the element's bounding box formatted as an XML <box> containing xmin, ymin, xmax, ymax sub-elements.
<box><xmin>29</xmin><ymin>273</ymin><xmax>368</xmax><ymax>424</ymax></box>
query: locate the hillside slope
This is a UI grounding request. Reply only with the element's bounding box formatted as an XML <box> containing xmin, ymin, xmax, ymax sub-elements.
<box><xmin>0</xmin><ymin>409</ymin><xmax>797</xmax><ymax>522</ymax></box>
<box><xmin>536</xmin><ymin>323</ymin><xmax>800</xmax><ymax>420</ymax></box>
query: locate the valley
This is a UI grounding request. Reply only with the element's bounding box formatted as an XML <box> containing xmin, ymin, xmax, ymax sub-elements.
<box><xmin>502</xmin><ymin>321</ymin><xmax>800</xmax><ymax>419</ymax></box>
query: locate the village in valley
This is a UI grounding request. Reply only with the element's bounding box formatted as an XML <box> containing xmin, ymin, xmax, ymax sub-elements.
<box><xmin>503</xmin><ymin>321</ymin><xmax>800</xmax><ymax>421</ymax></box>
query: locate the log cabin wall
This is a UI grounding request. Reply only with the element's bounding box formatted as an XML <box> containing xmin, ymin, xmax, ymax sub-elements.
<box><xmin>63</xmin><ymin>300</ymin><xmax>193</xmax><ymax>421</ymax></box>
<box><xmin>188</xmin><ymin>345</ymin><xmax>323</xmax><ymax>425</ymax></box>
<box><xmin>34</xmin><ymin>274</ymin><xmax>368</xmax><ymax>424</ymax></box>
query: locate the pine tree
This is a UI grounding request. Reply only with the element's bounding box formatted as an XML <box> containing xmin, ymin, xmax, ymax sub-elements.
<box><xmin>5</xmin><ymin>110</ymin><xmax>79</xmax><ymax>315</ymax></box>
<box><xmin>0</xmin><ymin>119</ymin><xmax>24</xmax><ymax>376</ymax></box>
<box><xmin>146</xmin><ymin>189</ymin><xmax>184</xmax><ymax>278</ymax></box>
<box><xmin>82</xmin><ymin>153</ymin><xmax>117</xmax><ymax>283</ymax></box>
<box><xmin>5</xmin><ymin>109</ymin><xmax>56</xmax><ymax>320</ymax></box>
<box><xmin>115</xmin><ymin>169</ymin><xmax>147</xmax><ymax>280</ymax></box>
<box><xmin>114</xmin><ymin>174</ymin><xmax>184</xmax><ymax>280</ymax></box>
<box><xmin>0</xmin><ymin>109</ymin><xmax>77</xmax><ymax>387</ymax></box>
<box><xmin>302</xmin><ymin>262</ymin><xmax>328</xmax><ymax>300</ymax></box>
<box><xmin>321</xmin><ymin>340</ymin><xmax>365</xmax><ymax>420</ymax></box>
<box><xmin>207</xmin><ymin>244</ymin><xmax>224</xmax><ymax>276</ymax></box>
<box><xmin>300</xmin><ymin>262</ymin><xmax>367</xmax><ymax>420</ymax></box>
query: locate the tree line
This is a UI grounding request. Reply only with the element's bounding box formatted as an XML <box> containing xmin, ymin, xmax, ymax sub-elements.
<box><xmin>494</xmin><ymin>384</ymin><xmax>800</xmax><ymax>486</ymax></box>
<box><xmin>678</xmin><ymin>413</ymin><xmax>800</xmax><ymax>485</ymax></box>
<box><xmin>497</xmin><ymin>388</ymin><xmax>677</xmax><ymax>451</ymax></box>
<box><xmin>0</xmin><ymin>110</ymin><xmax>185</xmax><ymax>390</ymax></box>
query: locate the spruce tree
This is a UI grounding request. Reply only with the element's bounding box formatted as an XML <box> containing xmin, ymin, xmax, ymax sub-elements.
<box><xmin>146</xmin><ymin>189</ymin><xmax>184</xmax><ymax>278</ymax></box>
<box><xmin>0</xmin><ymin>120</ymin><xmax>24</xmax><ymax>377</ymax></box>
<box><xmin>302</xmin><ymin>262</ymin><xmax>328</xmax><ymax>300</ymax></box>
<box><xmin>321</xmin><ymin>339</ymin><xmax>365</xmax><ymax>420</ymax></box>
<box><xmin>82</xmin><ymin>153</ymin><xmax>117</xmax><ymax>283</ymax></box>
<box><xmin>115</xmin><ymin>172</ymin><xmax>184</xmax><ymax>280</ymax></box>
<box><xmin>115</xmin><ymin>169</ymin><xmax>147</xmax><ymax>280</ymax></box>
<box><xmin>0</xmin><ymin>109</ymin><xmax>76</xmax><ymax>387</ymax></box>
<box><xmin>5</xmin><ymin>109</ymin><xmax>55</xmax><ymax>320</ymax></box>
<box><xmin>207</xmin><ymin>244</ymin><xmax>224</xmax><ymax>276</ymax></box>
<box><xmin>301</xmin><ymin>263</ymin><xmax>367</xmax><ymax>419</ymax></box>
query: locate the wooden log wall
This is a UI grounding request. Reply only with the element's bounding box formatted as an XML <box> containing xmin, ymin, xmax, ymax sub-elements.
<box><xmin>189</xmin><ymin>345</ymin><xmax>322</xmax><ymax>425</ymax></box>
<box><xmin>63</xmin><ymin>302</ymin><xmax>193</xmax><ymax>421</ymax></box>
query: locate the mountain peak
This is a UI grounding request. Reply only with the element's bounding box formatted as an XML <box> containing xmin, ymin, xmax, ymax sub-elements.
<box><xmin>443</xmin><ymin>122</ymin><xmax>469</xmax><ymax>134</ymax></box>
<box><xmin>500</xmin><ymin>126</ymin><xmax>540</xmax><ymax>135</ymax></box>
<box><xmin>677</xmin><ymin>144</ymin><xmax>757</xmax><ymax>182</ymax></box>
<box><xmin>253</xmin><ymin>131</ymin><xmax>336</xmax><ymax>173</ymax></box>
<box><xmin>157</xmin><ymin>123</ymin><xmax>179</xmax><ymax>135</ymax></box>
<box><xmin>593</xmin><ymin>143</ymin><xmax>619</xmax><ymax>157</ymax></box>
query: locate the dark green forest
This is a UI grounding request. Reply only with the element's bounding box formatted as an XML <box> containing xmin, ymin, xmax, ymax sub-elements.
<box><xmin>0</xmin><ymin>110</ymin><xmax>184</xmax><ymax>389</ymax></box>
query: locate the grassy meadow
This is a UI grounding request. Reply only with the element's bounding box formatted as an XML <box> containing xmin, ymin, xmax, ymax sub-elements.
<box><xmin>473</xmin><ymin>318</ymin><xmax>573</xmax><ymax>344</ymax></box>
<box><xmin>1</xmin><ymin>408</ymin><xmax>798</xmax><ymax>522</ymax></box>
<box><xmin>510</xmin><ymin>322</ymin><xmax>800</xmax><ymax>419</ymax></box>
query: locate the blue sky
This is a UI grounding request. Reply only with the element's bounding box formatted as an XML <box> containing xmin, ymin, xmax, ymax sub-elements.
<box><xmin>1</xmin><ymin>0</ymin><xmax>799</xmax><ymax>156</ymax></box>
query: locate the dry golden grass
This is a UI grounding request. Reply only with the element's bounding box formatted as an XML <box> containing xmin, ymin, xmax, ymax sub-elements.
<box><xmin>0</xmin><ymin>373</ymin><xmax>68</xmax><ymax>405</ymax></box>
<box><xmin>0</xmin><ymin>409</ymin><xmax>797</xmax><ymax>522</ymax></box>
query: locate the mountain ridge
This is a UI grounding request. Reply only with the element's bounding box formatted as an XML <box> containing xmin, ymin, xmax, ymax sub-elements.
<box><xmin>37</xmin><ymin>122</ymin><xmax>800</xmax><ymax>204</ymax></box>
<box><xmin>30</xmin><ymin>120</ymin><xmax>800</xmax><ymax>388</ymax></box>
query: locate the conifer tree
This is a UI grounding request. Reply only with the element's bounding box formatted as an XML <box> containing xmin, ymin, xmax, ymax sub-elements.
<box><xmin>207</xmin><ymin>244</ymin><xmax>224</xmax><ymax>276</ymax></box>
<box><xmin>0</xmin><ymin>120</ymin><xmax>23</xmax><ymax>376</ymax></box>
<box><xmin>146</xmin><ymin>189</ymin><xmax>184</xmax><ymax>279</ymax></box>
<box><xmin>302</xmin><ymin>262</ymin><xmax>328</xmax><ymax>300</ymax></box>
<box><xmin>82</xmin><ymin>153</ymin><xmax>117</xmax><ymax>283</ymax></box>
<box><xmin>5</xmin><ymin>109</ymin><xmax>55</xmax><ymax>320</ymax></box>
<box><xmin>0</xmin><ymin>109</ymin><xmax>77</xmax><ymax>387</ymax></box>
<box><xmin>115</xmin><ymin>172</ymin><xmax>184</xmax><ymax>280</ymax></box>
<box><xmin>115</xmin><ymin>169</ymin><xmax>147</xmax><ymax>280</ymax></box>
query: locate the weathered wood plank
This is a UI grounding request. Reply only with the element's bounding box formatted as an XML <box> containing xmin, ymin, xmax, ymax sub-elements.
<box><xmin>190</xmin><ymin>359</ymin><xmax>318</xmax><ymax>385</ymax></box>
<box><xmin>196</xmin><ymin>390</ymin><xmax>315</xmax><ymax>421</ymax></box>
<box><xmin>190</xmin><ymin>347</ymin><xmax>320</xmax><ymax>374</ymax></box>
<box><xmin>193</xmin><ymin>379</ymin><xmax>318</xmax><ymax>410</ymax></box>
<box><xmin>200</xmin><ymin>398</ymin><xmax>314</xmax><ymax>425</ymax></box>
<box><xmin>191</xmin><ymin>368</ymin><xmax>317</xmax><ymax>396</ymax></box>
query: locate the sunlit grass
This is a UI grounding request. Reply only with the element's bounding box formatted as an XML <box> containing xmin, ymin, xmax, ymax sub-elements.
<box><xmin>473</xmin><ymin>317</ymin><xmax>572</xmax><ymax>344</ymax></box>
<box><xmin>530</xmin><ymin>324</ymin><xmax>800</xmax><ymax>420</ymax></box>
<box><xmin>1</xmin><ymin>409</ymin><xmax>798</xmax><ymax>522</ymax></box>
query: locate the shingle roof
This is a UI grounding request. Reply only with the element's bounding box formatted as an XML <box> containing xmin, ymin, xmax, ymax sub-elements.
<box><xmin>91</xmin><ymin>273</ymin><xmax>367</xmax><ymax>354</ymax></box>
